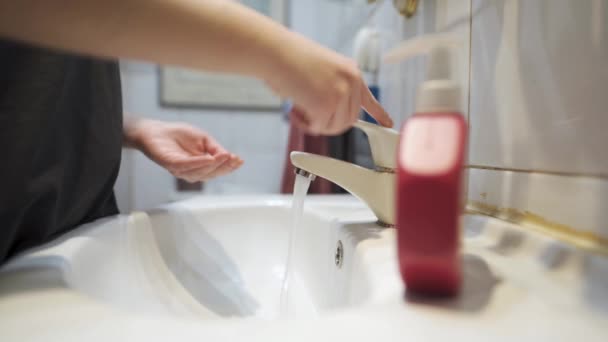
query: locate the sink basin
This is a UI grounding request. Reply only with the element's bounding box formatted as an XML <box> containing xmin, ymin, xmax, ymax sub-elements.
<box><xmin>1</xmin><ymin>195</ymin><xmax>607</xmax><ymax>341</ymax></box>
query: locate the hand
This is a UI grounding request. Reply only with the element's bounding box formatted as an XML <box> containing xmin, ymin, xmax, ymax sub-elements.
<box><xmin>263</xmin><ymin>33</ymin><xmax>393</xmax><ymax>135</ymax></box>
<box><xmin>125</xmin><ymin>119</ymin><xmax>243</xmax><ymax>183</ymax></box>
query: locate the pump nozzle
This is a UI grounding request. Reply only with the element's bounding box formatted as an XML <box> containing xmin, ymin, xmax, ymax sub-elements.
<box><xmin>383</xmin><ymin>33</ymin><xmax>462</xmax><ymax>64</ymax></box>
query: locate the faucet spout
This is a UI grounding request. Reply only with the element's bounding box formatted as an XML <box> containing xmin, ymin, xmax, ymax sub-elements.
<box><xmin>290</xmin><ymin>151</ymin><xmax>395</xmax><ymax>226</ymax></box>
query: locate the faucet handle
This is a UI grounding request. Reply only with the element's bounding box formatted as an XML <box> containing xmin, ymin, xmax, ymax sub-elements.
<box><xmin>354</xmin><ymin>120</ymin><xmax>400</xmax><ymax>171</ymax></box>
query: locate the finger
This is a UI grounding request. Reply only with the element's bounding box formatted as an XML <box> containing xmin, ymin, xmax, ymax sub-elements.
<box><xmin>201</xmin><ymin>135</ymin><xmax>229</xmax><ymax>156</ymax></box>
<box><xmin>167</xmin><ymin>154</ymin><xmax>217</xmax><ymax>172</ymax></box>
<box><xmin>229</xmin><ymin>154</ymin><xmax>244</xmax><ymax>167</ymax></box>
<box><xmin>350</xmin><ymin>79</ymin><xmax>362</xmax><ymax>125</ymax></box>
<box><xmin>173</xmin><ymin>124</ymin><xmax>210</xmax><ymax>154</ymax></box>
<box><xmin>179</xmin><ymin>158</ymin><xmax>230</xmax><ymax>182</ymax></box>
<box><xmin>301</xmin><ymin>103</ymin><xmax>331</xmax><ymax>136</ymax></box>
<box><xmin>177</xmin><ymin>152</ymin><xmax>230</xmax><ymax>173</ymax></box>
<box><xmin>205</xmin><ymin>156</ymin><xmax>243</xmax><ymax>179</ymax></box>
<box><xmin>197</xmin><ymin>136</ymin><xmax>213</xmax><ymax>154</ymax></box>
<box><xmin>309</xmin><ymin>112</ymin><xmax>330</xmax><ymax>136</ymax></box>
<box><xmin>328</xmin><ymin>77</ymin><xmax>360</xmax><ymax>134</ymax></box>
<box><xmin>180</xmin><ymin>155</ymin><xmax>242</xmax><ymax>181</ymax></box>
<box><xmin>200</xmin><ymin>156</ymin><xmax>242</xmax><ymax>179</ymax></box>
<box><xmin>219</xmin><ymin>154</ymin><xmax>241</xmax><ymax>171</ymax></box>
<box><xmin>326</xmin><ymin>98</ymin><xmax>347</xmax><ymax>135</ymax></box>
<box><xmin>290</xmin><ymin>107</ymin><xmax>313</xmax><ymax>132</ymax></box>
<box><xmin>361</xmin><ymin>86</ymin><xmax>393</xmax><ymax>127</ymax></box>
<box><xmin>233</xmin><ymin>156</ymin><xmax>245</xmax><ymax>167</ymax></box>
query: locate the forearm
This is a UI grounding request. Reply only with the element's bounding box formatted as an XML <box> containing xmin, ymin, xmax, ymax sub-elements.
<box><xmin>122</xmin><ymin>117</ymin><xmax>144</xmax><ymax>149</ymax></box>
<box><xmin>0</xmin><ymin>0</ymin><xmax>291</xmax><ymax>80</ymax></box>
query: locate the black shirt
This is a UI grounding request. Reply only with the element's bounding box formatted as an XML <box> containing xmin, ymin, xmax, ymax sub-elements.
<box><xmin>0</xmin><ymin>40</ymin><xmax>123</xmax><ymax>263</ymax></box>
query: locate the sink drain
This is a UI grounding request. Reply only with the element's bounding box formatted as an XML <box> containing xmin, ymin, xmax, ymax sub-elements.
<box><xmin>335</xmin><ymin>240</ymin><xmax>344</xmax><ymax>268</ymax></box>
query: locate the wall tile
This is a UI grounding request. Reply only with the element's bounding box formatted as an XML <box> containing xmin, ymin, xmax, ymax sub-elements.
<box><xmin>469</xmin><ymin>0</ymin><xmax>608</xmax><ymax>175</ymax></box>
<box><xmin>468</xmin><ymin>168</ymin><xmax>608</xmax><ymax>242</ymax></box>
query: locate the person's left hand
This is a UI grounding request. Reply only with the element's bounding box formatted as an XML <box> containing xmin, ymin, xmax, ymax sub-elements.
<box><xmin>125</xmin><ymin>119</ymin><xmax>243</xmax><ymax>183</ymax></box>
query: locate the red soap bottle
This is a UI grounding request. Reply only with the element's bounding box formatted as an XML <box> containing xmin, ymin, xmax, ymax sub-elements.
<box><xmin>395</xmin><ymin>45</ymin><xmax>467</xmax><ymax>296</ymax></box>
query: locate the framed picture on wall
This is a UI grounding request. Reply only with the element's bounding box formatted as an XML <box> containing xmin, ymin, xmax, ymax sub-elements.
<box><xmin>160</xmin><ymin>0</ymin><xmax>288</xmax><ymax>110</ymax></box>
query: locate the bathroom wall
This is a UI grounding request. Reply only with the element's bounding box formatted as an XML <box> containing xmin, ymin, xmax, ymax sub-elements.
<box><xmin>467</xmin><ymin>0</ymin><xmax>608</xmax><ymax>243</ymax></box>
<box><xmin>376</xmin><ymin>0</ymin><xmax>608</xmax><ymax>244</ymax></box>
<box><xmin>374</xmin><ymin>0</ymin><xmax>608</xmax><ymax>245</ymax></box>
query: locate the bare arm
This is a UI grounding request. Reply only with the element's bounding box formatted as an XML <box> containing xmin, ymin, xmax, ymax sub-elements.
<box><xmin>0</xmin><ymin>0</ymin><xmax>392</xmax><ymax>134</ymax></box>
<box><xmin>0</xmin><ymin>0</ymin><xmax>285</xmax><ymax>79</ymax></box>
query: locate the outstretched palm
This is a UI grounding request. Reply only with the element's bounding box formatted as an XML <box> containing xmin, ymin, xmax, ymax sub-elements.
<box><xmin>132</xmin><ymin>120</ymin><xmax>243</xmax><ymax>183</ymax></box>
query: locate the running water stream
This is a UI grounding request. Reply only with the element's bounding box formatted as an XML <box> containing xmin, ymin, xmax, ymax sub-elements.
<box><xmin>279</xmin><ymin>172</ymin><xmax>313</xmax><ymax>316</ymax></box>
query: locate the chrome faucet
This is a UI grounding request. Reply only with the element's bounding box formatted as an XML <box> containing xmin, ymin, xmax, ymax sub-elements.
<box><xmin>290</xmin><ymin>120</ymin><xmax>400</xmax><ymax>226</ymax></box>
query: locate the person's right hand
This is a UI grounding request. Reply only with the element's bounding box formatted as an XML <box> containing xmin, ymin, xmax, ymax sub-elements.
<box><xmin>264</xmin><ymin>33</ymin><xmax>393</xmax><ymax>135</ymax></box>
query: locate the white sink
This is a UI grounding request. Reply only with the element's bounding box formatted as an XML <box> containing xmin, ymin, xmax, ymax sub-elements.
<box><xmin>1</xmin><ymin>195</ymin><xmax>607</xmax><ymax>341</ymax></box>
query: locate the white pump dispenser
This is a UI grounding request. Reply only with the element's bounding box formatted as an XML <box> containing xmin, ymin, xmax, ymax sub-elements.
<box><xmin>384</xmin><ymin>33</ymin><xmax>462</xmax><ymax>114</ymax></box>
